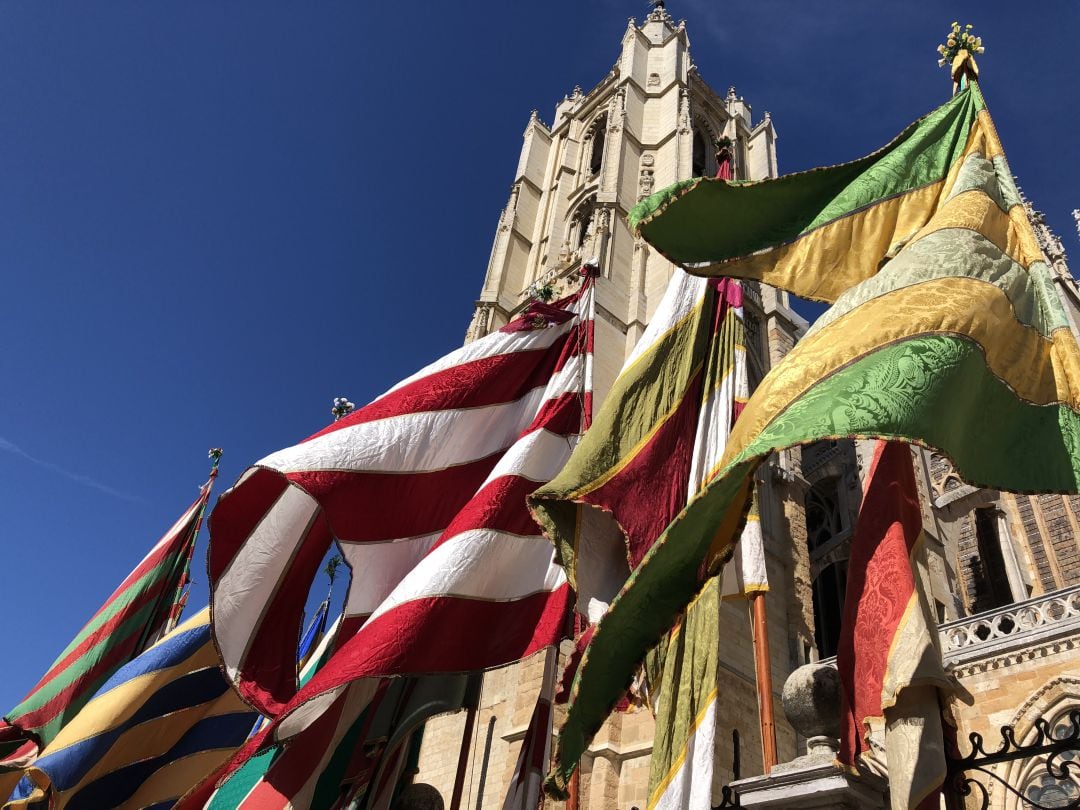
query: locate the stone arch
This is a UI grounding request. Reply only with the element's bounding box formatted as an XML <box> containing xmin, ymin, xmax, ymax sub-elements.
<box><xmin>992</xmin><ymin>676</ymin><xmax>1080</xmax><ymax>809</ymax></box>
<box><xmin>691</xmin><ymin>116</ymin><xmax>720</xmax><ymax>178</ymax></box>
<box><xmin>584</xmin><ymin>112</ymin><xmax>607</xmax><ymax>177</ymax></box>
<box><xmin>567</xmin><ymin>193</ymin><xmax>598</xmax><ymax>253</ymax></box>
<box><xmin>804</xmin><ymin>476</ymin><xmax>848</xmax><ymax>658</ymax></box>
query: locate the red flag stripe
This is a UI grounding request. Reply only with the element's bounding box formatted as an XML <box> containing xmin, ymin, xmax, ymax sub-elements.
<box><xmin>304</xmin><ymin>342</ymin><xmax>572</xmax><ymax>436</ymax></box>
<box><xmin>286</xmin><ymin>455</ymin><xmax>503</xmax><ymax>542</ymax></box>
<box><xmin>292</xmin><ymin>587</ymin><xmax>570</xmax><ymax>695</ymax></box>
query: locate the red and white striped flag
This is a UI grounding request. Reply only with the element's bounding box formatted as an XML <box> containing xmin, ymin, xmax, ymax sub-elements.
<box><xmin>189</xmin><ymin>276</ymin><xmax>593</xmax><ymax>805</ymax></box>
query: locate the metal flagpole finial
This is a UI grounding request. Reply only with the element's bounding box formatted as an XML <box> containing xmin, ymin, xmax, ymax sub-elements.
<box><xmin>331</xmin><ymin>396</ymin><xmax>356</xmax><ymax>421</ymax></box>
<box><xmin>208</xmin><ymin>448</ymin><xmax>223</xmax><ymax>469</ymax></box>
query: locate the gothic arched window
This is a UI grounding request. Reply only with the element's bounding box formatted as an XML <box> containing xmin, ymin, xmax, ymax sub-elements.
<box><xmin>806</xmin><ymin>478</ymin><xmax>843</xmax><ymax>552</ymax></box>
<box><xmin>569</xmin><ymin>196</ymin><xmax>596</xmax><ymax>251</ymax></box>
<box><xmin>693</xmin><ymin>129</ymin><xmax>708</xmax><ymax>177</ymax></box>
<box><xmin>1021</xmin><ymin>708</ymin><xmax>1080</xmax><ymax>807</ymax></box>
<box><xmin>969</xmin><ymin>507</ymin><xmax>1015</xmax><ymax>614</ymax></box>
<box><xmin>805</xmin><ymin>477</ymin><xmax>847</xmax><ymax>658</ymax></box>
<box><xmin>589</xmin><ymin>115</ymin><xmax>607</xmax><ymax>177</ymax></box>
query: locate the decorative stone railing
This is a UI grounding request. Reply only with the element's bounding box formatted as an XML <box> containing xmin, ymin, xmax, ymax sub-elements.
<box><xmin>817</xmin><ymin>585</ymin><xmax>1080</xmax><ymax>671</ymax></box>
<box><xmin>939</xmin><ymin>584</ymin><xmax>1080</xmax><ymax>667</ymax></box>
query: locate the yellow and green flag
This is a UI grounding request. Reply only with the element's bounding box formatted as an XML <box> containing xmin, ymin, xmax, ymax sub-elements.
<box><xmin>546</xmin><ymin>82</ymin><xmax>1080</xmax><ymax>793</ymax></box>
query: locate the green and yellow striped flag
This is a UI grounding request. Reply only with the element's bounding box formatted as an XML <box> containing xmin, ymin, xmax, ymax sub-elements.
<box><xmin>547</xmin><ymin>82</ymin><xmax>1080</xmax><ymax>793</ymax></box>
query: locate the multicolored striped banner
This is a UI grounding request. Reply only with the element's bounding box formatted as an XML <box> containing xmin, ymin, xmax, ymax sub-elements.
<box><xmin>1</xmin><ymin>472</ymin><xmax>216</xmax><ymax>766</ymax></box>
<box><xmin>530</xmin><ymin>270</ymin><xmax>762</xmax><ymax>802</ymax></box>
<box><xmin>188</xmin><ymin>667</ymin><xmax>470</xmax><ymax>809</ymax></box>
<box><xmin>5</xmin><ymin>608</ymin><xmax>257</xmax><ymax>810</ymax></box>
<box><xmin>530</xmin><ymin>272</ymin><xmax>759</xmax><ymax>625</ymax></box>
<box><xmin>547</xmin><ymin>83</ymin><xmax>1080</xmax><ymax>792</ymax></box>
<box><xmin>838</xmin><ymin>441</ymin><xmax>951</xmax><ymax>810</ymax></box>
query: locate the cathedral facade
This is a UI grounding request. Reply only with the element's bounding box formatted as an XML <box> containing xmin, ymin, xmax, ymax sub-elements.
<box><xmin>411</xmin><ymin>8</ymin><xmax>1080</xmax><ymax>808</ymax></box>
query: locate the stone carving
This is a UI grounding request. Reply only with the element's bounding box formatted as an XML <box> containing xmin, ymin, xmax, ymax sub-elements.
<box><xmin>465</xmin><ymin>302</ymin><xmax>496</xmax><ymax>343</ymax></box>
<box><xmin>523</xmin><ymin>109</ymin><xmax>542</xmax><ymax>137</ymax></box>
<box><xmin>678</xmin><ymin>88</ymin><xmax>691</xmax><ymax>133</ymax></box>
<box><xmin>638</xmin><ymin>168</ymin><xmax>654</xmax><ymax>199</ymax></box>
<box><xmin>648</xmin><ymin>72</ymin><xmax>661</xmax><ymax>87</ymax></box>
<box><xmin>782</xmin><ymin>662</ymin><xmax>842</xmax><ymax>740</ymax></box>
<box><xmin>646</xmin><ymin>0</ymin><xmax>673</xmax><ymax>24</ymax></box>
<box><xmin>607</xmin><ymin>87</ymin><xmax>626</xmax><ymax>132</ymax></box>
<box><xmin>640</xmin><ymin>153</ymin><xmax>654</xmax><ymax>167</ymax></box>
<box><xmin>594</xmin><ymin>207</ymin><xmax>611</xmax><ymax>233</ymax></box>
<box><xmin>498</xmin><ymin>183</ymin><xmax>520</xmax><ymax>232</ymax></box>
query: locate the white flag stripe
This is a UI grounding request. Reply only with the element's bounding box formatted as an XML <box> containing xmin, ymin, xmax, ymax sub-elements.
<box><xmin>480</xmin><ymin>428</ymin><xmax>573</xmax><ymax>489</ymax></box>
<box><xmin>541</xmin><ymin>354</ymin><xmax>585</xmax><ymax>401</ymax></box>
<box><xmin>340</xmin><ymin>533</ymin><xmax>442</xmax><ymax>619</ymax></box>
<box><xmin>688</xmin><ymin>355</ymin><xmax>745</xmax><ymax>497</ymax></box>
<box><xmin>367</xmin><ymin>531</ymin><xmax>566</xmax><ymax>624</ymax></box>
<box><xmin>722</xmin><ymin>515</ymin><xmax>767</xmax><ymax>596</ymax></box>
<box><xmin>273</xmin><ymin>684</ymin><xmax>351</xmax><ymax>742</ymax></box>
<box><xmin>259</xmin><ymin>386</ymin><xmax>550</xmax><ymax>476</ymax></box>
<box><xmin>653</xmin><ymin>696</ymin><xmax>718</xmax><ymax>810</ymax></box>
<box><xmin>623</xmin><ymin>272</ymin><xmax>709</xmax><ymax>370</ymax></box>
<box><xmin>216</xmin><ymin>485</ymin><xmax>319</xmax><ymax>680</ymax></box>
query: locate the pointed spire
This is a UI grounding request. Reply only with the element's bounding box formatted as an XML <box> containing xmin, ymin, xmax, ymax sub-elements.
<box><xmin>646</xmin><ymin>0</ymin><xmax>674</xmax><ymax>24</ymax></box>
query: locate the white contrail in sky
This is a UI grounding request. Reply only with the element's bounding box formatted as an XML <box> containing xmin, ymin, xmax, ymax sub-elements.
<box><xmin>0</xmin><ymin>435</ymin><xmax>142</xmax><ymax>502</ymax></box>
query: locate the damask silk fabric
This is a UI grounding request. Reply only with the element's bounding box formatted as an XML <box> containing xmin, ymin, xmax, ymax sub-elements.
<box><xmin>547</xmin><ymin>83</ymin><xmax>1080</xmax><ymax>794</ymax></box>
<box><xmin>837</xmin><ymin>441</ymin><xmax>950</xmax><ymax>810</ymax></box>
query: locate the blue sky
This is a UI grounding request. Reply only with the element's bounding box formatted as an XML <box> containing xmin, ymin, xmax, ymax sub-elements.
<box><xmin>0</xmin><ymin>1</ymin><xmax>1076</xmax><ymax>712</ymax></box>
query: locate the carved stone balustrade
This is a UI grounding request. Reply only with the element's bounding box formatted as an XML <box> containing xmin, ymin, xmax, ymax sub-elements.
<box><xmin>940</xmin><ymin>585</ymin><xmax>1080</xmax><ymax>670</ymax></box>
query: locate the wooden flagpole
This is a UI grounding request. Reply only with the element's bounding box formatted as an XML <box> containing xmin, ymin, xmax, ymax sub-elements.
<box><xmin>749</xmin><ymin>591</ymin><xmax>778</xmax><ymax>771</ymax></box>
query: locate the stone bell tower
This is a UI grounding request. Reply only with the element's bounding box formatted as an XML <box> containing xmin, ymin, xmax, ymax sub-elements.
<box><xmin>413</xmin><ymin>7</ymin><xmax>825</xmax><ymax>809</ymax></box>
<box><xmin>464</xmin><ymin>4</ymin><xmax>794</xmax><ymax>404</ymax></box>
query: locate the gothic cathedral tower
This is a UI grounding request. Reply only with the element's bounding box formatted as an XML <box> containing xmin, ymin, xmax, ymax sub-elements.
<box><xmin>412</xmin><ymin>9</ymin><xmax>824</xmax><ymax>808</ymax></box>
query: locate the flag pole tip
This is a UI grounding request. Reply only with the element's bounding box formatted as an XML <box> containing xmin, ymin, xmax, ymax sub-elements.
<box><xmin>331</xmin><ymin>396</ymin><xmax>356</xmax><ymax>421</ymax></box>
<box><xmin>936</xmin><ymin>22</ymin><xmax>983</xmax><ymax>91</ymax></box>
